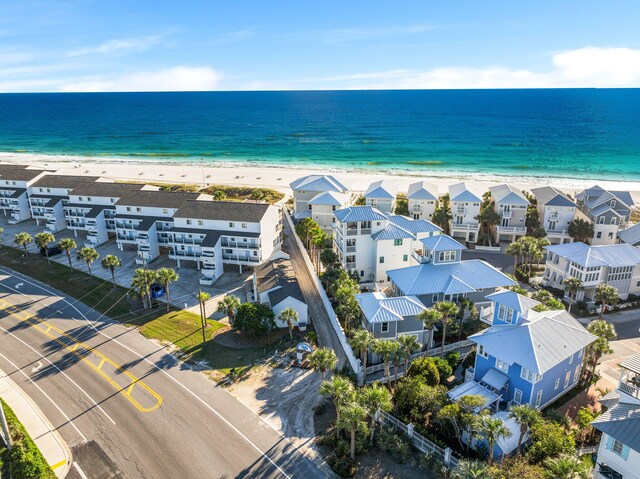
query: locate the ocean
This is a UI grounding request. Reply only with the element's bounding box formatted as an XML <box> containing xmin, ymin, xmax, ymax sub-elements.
<box><xmin>0</xmin><ymin>89</ymin><xmax>639</xmax><ymax>183</ymax></box>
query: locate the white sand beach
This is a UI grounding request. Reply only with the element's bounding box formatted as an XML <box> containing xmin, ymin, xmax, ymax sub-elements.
<box><xmin>1</xmin><ymin>152</ymin><xmax>639</xmax><ymax>202</ymax></box>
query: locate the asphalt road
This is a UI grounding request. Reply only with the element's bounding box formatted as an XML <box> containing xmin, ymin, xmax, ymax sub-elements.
<box><xmin>0</xmin><ymin>266</ymin><xmax>324</xmax><ymax>479</ymax></box>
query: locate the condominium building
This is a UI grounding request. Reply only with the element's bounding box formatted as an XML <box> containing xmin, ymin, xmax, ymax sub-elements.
<box><xmin>576</xmin><ymin>185</ymin><xmax>635</xmax><ymax>245</ymax></box>
<box><xmin>0</xmin><ymin>164</ymin><xmax>49</xmax><ymax>224</ymax></box>
<box><xmin>363</xmin><ymin>180</ymin><xmax>398</xmax><ymax>214</ymax></box>
<box><xmin>290</xmin><ymin>174</ymin><xmax>351</xmax><ymax>231</ymax></box>
<box><xmin>531</xmin><ymin>186</ymin><xmax>578</xmax><ymax>244</ymax></box>
<box><xmin>488</xmin><ymin>184</ymin><xmax>529</xmax><ymax>242</ymax></box>
<box><xmin>406</xmin><ymin>181</ymin><xmax>437</xmax><ymax>221</ymax></box>
<box><xmin>449</xmin><ymin>182</ymin><xmax>481</xmax><ymax>243</ymax></box>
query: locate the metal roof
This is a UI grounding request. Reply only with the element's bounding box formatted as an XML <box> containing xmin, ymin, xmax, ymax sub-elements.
<box><xmin>546</xmin><ymin>242</ymin><xmax>640</xmax><ymax>268</ymax></box>
<box><xmin>334</xmin><ymin>205</ymin><xmax>388</xmax><ymax>223</ymax></box>
<box><xmin>481</xmin><ymin>368</ymin><xmax>509</xmax><ymax>390</ymax></box>
<box><xmin>387</xmin><ymin>259</ymin><xmax>515</xmax><ymax>296</ymax></box>
<box><xmin>289</xmin><ymin>174</ymin><xmax>350</xmax><ymax>193</ymax></box>
<box><xmin>620</xmin><ymin>353</ymin><xmax>640</xmax><ymax>375</ymax></box>
<box><xmin>489</xmin><ymin>184</ymin><xmax>530</xmax><ymax>206</ymax></box>
<box><xmin>470</xmin><ymin>309</ymin><xmax>596</xmax><ymax>374</ymax></box>
<box><xmin>388</xmin><ymin>215</ymin><xmax>441</xmax><ymax>234</ymax></box>
<box><xmin>618</xmin><ymin>223</ymin><xmax>640</xmax><ymax>246</ymax></box>
<box><xmin>364</xmin><ymin>179</ymin><xmax>398</xmax><ymax>199</ymax></box>
<box><xmin>308</xmin><ymin>191</ymin><xmax>349</xmax><ymax>206</ymax></box>
<box><xmin>355</xmin><ymin>292</ymin><xmax>425</xmax><ymax>324</ymax></box>
<box><xmin>485</xmin><ymin>290</ymin><xmax>541</xmax><ymax>313</ymax></box>
<box><xmin>592</xmin><ymin>402</ymin><xmax>640</xmax><ymax>453</ymax></box>
<box><xmin>449</xmin><ymin>182</ymin><xmax>481</xmax><ymax>203</ymax></box>
<box><xmin>407</xmin><ymin>181</ymin><xmax>437</xmax><ymax>200</ymax></box>
<box><xmin>448</xmin><ymin>380</ymin><xmax>501</xmax><ymax>412</ymax></box>
<box><xmin>531</xmin><ymin>186</ymin><xmax>576</xmax><ymax>208</ymax></box>
<box><xmin>420</xmin><ymin>234</ymin><xmax>466</xmax><ymax>252</ymax></box>
<box><xmin>371</xmin><ymin>223</ymin><xmax>414</xmax><ymax>241</ymax></box>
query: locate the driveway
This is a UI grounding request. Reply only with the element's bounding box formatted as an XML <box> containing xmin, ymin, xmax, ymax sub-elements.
<box><xmin>462</xmin><ymin>249</ymin><xmax>515</xmax><ymax>274</ymax></box>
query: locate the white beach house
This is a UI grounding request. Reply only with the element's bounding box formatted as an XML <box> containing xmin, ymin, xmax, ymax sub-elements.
<box><xmin>363</xmin><ymin>180</ymin><xmax>398</xmax><ymax>214</ymax></box>
<box><xmin>531</xmin><ymin>186</ymin><xmax>578</xmax><ymax>244</ymax></box>
<box><xmin>0</xmin><ymin>164</ymin><xmax>49</xmax><ymax>224</ymax></box>
<box><xmin>406</xmin><ymin>181</ymin><xmax>438</xmax><ymax>221</ymax></box>
<box><xmin>449</xmin><ymin>182</ymin><xmax>481</xmax><ymax>243</ymax></box>
<box><xmin>576</xmin><ymin>185</ymin><xmax>635</xmax><ymax>245</ymax></box>
<box><xmin>290</xmin><ymin>174</ymin><xmax>351</xmax><ymax>231</ymax></box>
<box><xmin>488</xmin><ymin>184</ymin><xmax>529</xmax><ymax>243</ymax></box>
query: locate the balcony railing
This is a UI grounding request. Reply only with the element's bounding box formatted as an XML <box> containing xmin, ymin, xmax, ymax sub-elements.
<box><xmin>451</xmin><ymin>222</ymin><xmax>478</xmax><ymax>230</ymax></box>
<box><xmin>497</xmin><ymin>225</ymin><xmax>527</xmax><ymax>234</ymax></box>
<box><xmin>346</xmin><ymin>229</ymin><xmax>359</xmax><ymax>236</ymax></box>
<box><xmin>501</xmin><ymin>210</ymin><xmax>512</xmax><ymax>219</ymax></box>
<box><xmin>549</xmin><ymin>213</ymin><xmax>559</xmax><ymax>220</ymax></box>
<box><xmin>221</xmin><ymin>241</ymin><xmax>258</xmax><ymax>249</ymax></box>
<box><xmin>619</xmin><ymin>380</ymin><xmax>640</xmax><ymax>399</ymax></box>
<box><xmin>346</xmin><ymin>245</ymin><xmax>357</xmax><ymax>253</ymax></box>
<box><xmin>345</xmin><ymin>262</ymin><xmax>356</xmax><ymax>269</ymax></box>
<box><xmin>222</xmin><ymin>254</ymin><xmax>259</xmax><ymax>263</ymax></box>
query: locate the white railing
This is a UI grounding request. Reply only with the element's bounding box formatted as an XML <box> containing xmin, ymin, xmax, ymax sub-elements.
<box><xmin>497</xmin><ymin>225</ymin><xmax>527</xmax><ymax>234</ymax></box>
<box><xmin>451</xmin><ymin>222</ymin><xmax>478</xmax><ymax>230</ymax></box>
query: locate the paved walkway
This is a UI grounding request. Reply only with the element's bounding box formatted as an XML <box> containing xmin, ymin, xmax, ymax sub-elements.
<box><xmin>0</xmin><ymin>367</ymin><xmax>71</xmax><ymax>478</ymax></box>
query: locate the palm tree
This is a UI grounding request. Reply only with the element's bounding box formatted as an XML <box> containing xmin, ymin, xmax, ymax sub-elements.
<box><xmin>478</xmin><ymin>416</ymin><xmax>512</xmax><ymax>466</ymax></box>
<box><xmin>278</xmin><ymin>307</ymin><xmax>299</xmax><ymax>340</ymax></box>
<box><xmin>568</xmin><ymin>219</ymin><xmax>595</xmax><ymax>244</ymax></box>
<box><xmin>319</xmin><ymin>248</ymin><xmax>339</xmax><ymax>272</ymax></box>
<box><xmin>397</xmin><ymin>334</ymin><xmax>420</xmax><ymax>374</ymax></box>
<box><xmin>217</xmin><ymin>295</ymin><xmax>241</xmax><ymax>327</ymax></box>
<box><xmin>418</xmin><ymin>308</ymin><xmax>442</xmax><ymax>355</ymax></box>
<box><xmin>506</xmin><ymin>240</ymin><xmax>523</xmax><ymax>273</ymax></box>
<box><xmin>131</xmin><ymin>268</ymin><xmax>156</xmax><ymax>309</ymax></box>
<box><xmin>156</xmin><ymin>267</ymin><xmax>179</xmax><ymax>312</ymax></box>
<box><xmin>197</xmin><ymin>290</ymin><xmax>211</xmax><ymax>342</ymax></box>
<box><xmin>349</xmin><ymin>330</ymin><xmax>373</xmax><ymax>383</ymax></box>
<box><xmin>34</xmin><ymin>231</ymin><xmax>56</xmax><ymax>265</ymax></box>
<box><xmin>77</xmin><ymin>246</ymin><xmax>99</xmax><ymax>277</ymax></box>
<box><xmin>594</xmin><ymin>283</ymin><xmax>619</xmax><ymax>319</ymax></box>
<box><xmin>563</xmin><ymin>277</ymin><xmax>583</xmax><ymax>314</ymax></box>
<box><xmin>358</xmin><ymin>383</ymin><xmax>392</xmax><ymax>445</ymax></box>
<box><xmin>309</xmin><ymin>347</ymin><xmax>338</xmax><ymax>380</ymax></box>
<box><xmin>212</xmin><ymin>190</ymin><xmax>226</xmax><ymax>201</ymax></box>
<box><xmin>508</xmin><ymin>404</ymin><xmax>540</xmax><ymax>455</ymax></box>
<box><xmin>337</xmin><ymin>402</ymin><xmax>367</xmax><ymax>460</ymax></box>
<box><xmin>320</xmin><ymin>375</ymin><xmax>354</xmax><ymax>437</ymax></box>
<box><xmin>435</xmin><ymin>301</ymin><xmax>459</xmax><ymax>353</ymax></box>
<box><xmin>452</xmin><ymin>459</ymin><xmax>489</xmax><ymax>479</ymax></box>
<box><xmin>101</xmin><ymin>254</ymin><xmax>121</xmax><ymax>287</ymax></box>
<box><xmin>14</xmin><ymin>232</ymin><xmax>33</xmax><ymax>257</ymax></box>
<box><xmin>543</xmin><ymin>454</ymin><xmax>591</xmax><ymax>479</ymax></box>
<box><xmin>372</xmin><ymin>339</ymin><xmax>400</xmax><ymax>391</ymax></box>
<box><xmin>59</xmin><ymin>238</ymin><xmax>77</xmax><ymax>271</ymax></box>
<box><xmin>586</xmin><ymin>320</ymin><xmax>617</xmax><ymax>377</ymax></box>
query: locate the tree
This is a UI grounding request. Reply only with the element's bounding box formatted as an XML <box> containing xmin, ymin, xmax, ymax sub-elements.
<box><xmin>393</xmin><ymin>378</ymin><xmax>448</xmax><ymax>429</ymax></box>
<box><xmin>337</xmin><ymin>402</ymin><xmax>367</xmax><ymax>460</ymax></box>
<box><xmin>594</xmin><ymin>283</ymin><xmax>619</xmax><ymax>319</ymax></box>
<box><xmin>435</xmin><ymin>301</ymin><xmax>459</xmax><ymax>352</ymax></box>
<box><xmin>397</xmin><ymin>334</ymin><xmax>420</xmax><ymax>374</ymax></box>
<box><xmin>319</xmin><ymin>248</ymin><xmax>340</xmax><ymax>272</ymax></box>
<box><xmin>478</xmin><ymin>416</ymin><xmax>512</xmax><ymax>465</ymax></box>
<box><xmin>59</xmin><ymin>237</ymin><xmax>77</xmax><ymax>271</ymax></box>
<box><xmin>101</xmin><ymin>254</ymin><xmax>121</xmax><ymax>287</ymax></box>
<box><xmin>586</xmin><ymin>319</ymin><xmax>617</xmax><ymax>377</ymax></box>
<box><xmin>563</xmin><ymin>277</ymin><xmax>583</xmax><ymax>314</ymax></box>
<box><xmin>320</xmin><ymin>375</ymin><xmax>355</xmax><ymax>437</ymax></box>
<box><xmin>508</xmin><ymin>404</ymin><xmax>540</xmax><ymax>455</ymax></box>
<box><xmin>527</xmin><ymin>418</ymin><xmax>576</xmax><ymax>463</ymax></box>
<box><xmin>14</xmin><ymin>232</ymin><xmax>33</xmax><ymax>257</ymax></box>
<box><xmin>568</xmin><ymin>219</ymin><xmax>595</xmax><ymax>244</ymax></box>
<box><xmin>234</xmin><ymin>303</ymin><xmax>276</xmax><ymax>336</ymax></box>
<box><xmin>357</xmin><ymin>383</ymin><xmax>392</xmax><ymax>445</ymax></box>
<box><xmin>407</xmin><ymin>356</ymin><xmax>440</xmax><ymax>386</ymax></box>
<box><xmin>486</xmin><ymin>456</ymin><xmax>546</xmax><ymax>479</ymax></box>
<box><xmin>278</xmin><ymin>307</ymin><xmax>299</xmax><ymax>340</ymax></box>
<box><xmin>418</xmin><ymin>308</ymin><xmax>442</xmax><ymax>355</ymax></box>
<box><xmin>309</xmin><ymin>347</ymin><xmax>338</xmax><ymax>380</ymax></box>
<box><xmin>34</xmin><ymin>232</ymin><xmax>55</xmax><ymax>265</ymax></box>
<box><xmin>372</xmin><ymin>339</ymin><xmax>400</xmax><ymax>391</ymax></box>
<box><xmin>506</xmin><ymin>241</ymin><xmax>523</xmax><ymax>273</ymax></box>
<box><xmin>155</xmin><ymin>267</ymin><xmax>179</xmax><ymax>312</ymax></box>
<box><xmin>217</xmin><ymin>295</ymin><xmax>241</xmax><ymax>326</ymax></box>
<box><xmin>212</xmin><ymin>190</ymin><xmax>226</xmax><ymax>201</ymax></box>
<box><xmin>477</xmin><ymin>196</ymin><xmax>500</xmax><ymax>246</ymax></box>
<box><xmin>437</xmin><ymin>395</ymin><xmax>485</xmax><ymax>449</ymax></box>
<box><xmin>131</xmin><ymin>268</ymin><xmax>156</xmax><ymax>308</ymax></box>
<box><xmin>196</xmin><ymin>290</ymin><xmax>211</xmax><ymax>342</ymax></box>
<box><xmin>432</xmin><ymin>195</ymin><xmax>452</xmax><ymax>235</ymax></box>
<box><xmin>543</xmin><ymin>454</ymin><xmax>591</xmax><ymax>479</ymax></box>
<box><xmin>77</xmin><ymin>246</ymin><xmax>99</xmax><ymax>277</ymax></box>
<box><xmin>348</xmin><ymin>329</ymin><xmax>373</xmax><ymax>382</ymax></box>
<box><xmin>453</xmin><ymin>459</ymin><xmax>489</xmax><ymax>479</ymax></box>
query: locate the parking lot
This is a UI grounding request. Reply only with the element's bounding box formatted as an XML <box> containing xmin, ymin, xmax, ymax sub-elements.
<box><xmin>0</xmin><ymin>218</ymin><xmax>252</xmax><ymax>315</ymax></box>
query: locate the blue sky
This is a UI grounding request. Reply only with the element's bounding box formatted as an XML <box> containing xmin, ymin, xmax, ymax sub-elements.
<box><xmin>1</xmin><ymin>0</ymin><xmax>640</xmax><ymax>91</ymax></box>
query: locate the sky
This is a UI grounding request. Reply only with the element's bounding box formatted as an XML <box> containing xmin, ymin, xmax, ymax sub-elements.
<box><xmin>1</xmin><ymin>0</ymin><xmax>640</xmax><ymax>92</ymax></box>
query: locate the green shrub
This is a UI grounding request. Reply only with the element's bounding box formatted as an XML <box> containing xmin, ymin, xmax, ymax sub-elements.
<box><xmin>376</xmin><ymin>426</ymin><xmax>411</xmax><ymax>463</ymax></box>
<box><xmin>461</xmin><ymin>348</ymin><xmax>476</xmax><ymax>370</ymax></box>
<box><xmin>432</xmin><ymin>356</ymin><xmax>453</xmax><ymax>381</ymax></box>
<box><xmin>445</xmin><ymin>351</ymin><xmax>461</xmax><ymax>370</ymax></box>
<box><xmin>407</xmin><ymin>357</ymin><xmax>440</xmax><ymax>386</ymax></box>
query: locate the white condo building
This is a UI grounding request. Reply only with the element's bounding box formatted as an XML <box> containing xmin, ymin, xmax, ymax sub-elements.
<box><xmin>449</xmin><ymin>182</ymin><xmax>481</xmax><ymax>243</ymax></box>
<box><xmin>0</xmin><ymin>164</ymin><xmax>49</xmax><ymax>224</ymax></box>
<box><xmin>406</xmin><ymin>181</ymin><xmax>438</xmax><ymax>221</ymax></box>
<box><xmin>290</xmin><ymin>174</ymin><xmax>351</xmax><ymax>231</ymax></box>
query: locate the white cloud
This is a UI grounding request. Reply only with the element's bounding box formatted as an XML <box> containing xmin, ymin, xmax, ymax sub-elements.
<box><xmin>68</xmin><ymin>35</ymin><xmax>162</xmax><ymax>57</ymax></box>
<box><xmin>59</xmin><ymin>66</ymin><xmax>223</xmax><ymax>92</ymax></box>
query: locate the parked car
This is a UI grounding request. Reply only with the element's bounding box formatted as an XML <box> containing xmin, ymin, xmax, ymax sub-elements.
<box><xmin>40</xmin><ymin>244</ymin><xmax>63</xmax><ymax>257</ymax></box>
<box><xmin>150</xmin><ymin>284</ymin><xmax>165</xmax><ymax>298</ymax></box>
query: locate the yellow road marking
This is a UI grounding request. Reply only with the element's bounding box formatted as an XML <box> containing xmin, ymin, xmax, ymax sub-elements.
<box><xmin>51</xmin><ymin>459</ymin><xmax>67</xmax><ymax>470</ymax></box>
<box><xmin>0</xmin><ymin>300</ymin><xmax>162</xmax><ymax>413</ymax></box>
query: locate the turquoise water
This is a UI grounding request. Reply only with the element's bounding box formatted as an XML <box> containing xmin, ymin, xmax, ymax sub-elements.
<box><xmin>0</xmin><ymin>89</ymin><xmax>639</xmax><ymax>182</ymax></box>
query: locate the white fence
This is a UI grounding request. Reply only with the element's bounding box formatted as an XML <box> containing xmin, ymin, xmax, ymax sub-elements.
<box><xmin>378</xmin><ymin>410</ymin><xmax>459</xmax><ymax>469</ymax></box>
<box><xmin>284</xmin><ymin>210</ymin><xmax>362</xmax><ymax>377</ymax></box>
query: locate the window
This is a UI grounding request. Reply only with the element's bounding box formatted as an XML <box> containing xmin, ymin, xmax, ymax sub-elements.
<box><xmin>521</xmin><ymin>367</ymin><xmax>540</xmax><ymax>383</ymax></box>
<box><xmin>78</xmin><ymin>196</ymin><xmax>83</xmax><ymax>202</ymax></box>
<box><xmin>611</xmin><ymin>217</ymin><xmax>618</xmax><ymax>225</ymax></box>
<box><xmin>495</xmin><ymin>359</ymin><xmax>509</xmax><ymax>373</ymax></box>
<box><xmin>360</xmin><ymin>271</ymin><xmax>364</xmax><ymax>277</ymax></box>
<box><xmin>432</xmin><ymin>294</ymin><xmax>439</xmax><ymax>303</ymax></box>
<box><xmin>554</xmin><ymin>378</ymin><xmax>560</xmax><ymax>390</ymax></box>
<box><xmin>569</xmin><ymin>353</ymin><xmax>574</xmax><ymax>365</ymax></box>
<box><xmin>163</xmin><ymin>209</ymin><xmax>168</xmax><ymax>215</ymax></box>
<box><xmin>126</xmin><ymin>206</ymin><xmax>131</xmax><ymax>212</ymax></box>
<box><xmin>136</xmin><ymin>207</ymin><xmax>142</xmax><ymax>213</ymax></box>
<box><xmin>381</xmin><ymin>322</ymin><xmax>389</xmax><ymax>333</ymax></box>
<box><xmin>574</xmin><ymin>365</ymin><xmax>580</xmax><ymax>382</ymax></box>
<box><xmin>403</xmin><ymin>254</ymin><xmax>408</xmax><ymax>262</ymax></box>
<box><xmin>612</xmin><ymin>438</ymin><xmax>624</xmax><ymax>455</ymax></box>
<box><xmin>438</xmin><ymin>251</ymin><xmax>455</xmax><ymax>262</ymax></box>
<box><xmin>596</xmin><ymin>232</ymin><xmax>602</xmax><ymax>239</ymax></box>
<box><xmin>242</xmin><ymin>223</ymin><xmax>247</xmax><ymax>229</ymax></box>
<box><xmin>608</xmin><ymin>232</ymin><xmax>614</xmax><ymax>239</ymax></box>
<box><xmin>229</xmin><ymin>222</ymin><xmax>234</xmax><ymax>228</ymax></box>
<box><xmin>514</xmin><ymin>389</ymin><xmax>522</xmax><ymax>404</ymax></box>
<box><xmin>564</xmin><ymin>371</ymin><xmax>571</xmax><ymax>388</ymax></box>
<box><xmin>478</xmin><ymin>344</ymin><xmax>489</xmax><ymax>359</ymax></box>
<box><xmin>198</xmin><ymin>220</ymin><xmax>203</xmax><ymax>226</ymax></box>
<box><xmin>393</xmin><ymin>239</ymin><xmax>403</xmax><ymax>246</ymax></box>
<box><xmin>379</xmin><ymin>256</ymin><xmax>384</xmax><ymax>264</ymax></box>
<box><xmin>186</xmin><ymin>219</ymin><xmax>192</xmax><ymax>225</ymax></box>
<box><xmin>498</xmin><ymin>305</ymin><xmax>513</xmax><ymax>323</ymax></box>
<box><xmin>598</xmin><ymin>216</ymin><xmax>605</xmax><ymax>224</ymax></box>
<box><xmin>535</xmin><ymin>390</ymin><xmax>542</xmax><ymax>408</ymax></box>
<box><xmin>578</xmin><ymin>348</ymin><xmax>583</xmax><ymax>358</ymax></box>
<box><xmin>610</xmin><ymin>200</ymin><xmax>617</xmax><ymax>208</ymax></box>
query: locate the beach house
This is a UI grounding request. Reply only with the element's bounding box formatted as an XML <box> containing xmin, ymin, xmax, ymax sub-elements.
<box><xmin>332</xmin><ymin>205</ymin><xmax>441</xmax><ymax>285</ymax></box>
<box><xmin>355</xmin><ymin>291</ymin><xmax>432</xmax><ymax>345</ymax></box>
<box><xmin>488</xmin><ymin>184</ymin><xmax>529</xmax><ymax>243</ymax></box>
<box><xmin>576</xmin><ymin>185</ymin><xmax>635</xmax><ymax>245</ymax></box>
<box><xmin>386</xmin><ymin>234</ymin><xmax>515</xmax><ymax>308</ymax></box>
<box><xmin>363</xmin><ymin>180</ymin><xmax>398</xmax><ymax>214</ymax></box>
<box><xmin>531</xmin><ymin>186</ymin><xmax>578</xmax><ymax>244</ymax></box>
<box><xmin>28</xmin><ymin>175</ymin><xmax>100</xmax><ymax>233</ymax></box>
<box><xmin>618</xmin><ymin>223</ymin><xmax>640</xmax><ymax>248</ymax></box>
<box><xmin>64</xmin><ymin>182</ymin><xmax>147</xmax><ymax>247</ymax></box>
<box><xmin>543</xmin><ymin>242</ymin><xmax>640</xmax><ymax>302</ymax></box>
<box><xmin>406</xmin><ymin>181</ymin><xmax>438</xmax><ymax>221</ymax></box>
<box><xmin>290</xmin><ymin>174</ymin><xmax>351</xmax><ymax>231</ymax></box>
<box><xmin>0</xmin><ymin>164</ymin><xmax>49</xmax><ymax>224</ymax></box>
<box><xmin>592</xmin><ymin>352</ymin><xmax>640</xmax><ymax>479</ymax></box>
<box><xmin>448</xmin><ymin>182</ymin><xmax>481</xmax><ymax>243</ymax></box>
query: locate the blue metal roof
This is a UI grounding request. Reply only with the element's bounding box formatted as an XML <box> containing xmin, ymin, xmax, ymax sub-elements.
<box><xmin>387</xmin><ymin>259</ymin><xmax>515</xmax><ymax>296</ymax></box>
<box><xmin>420</xmin><ymin>234</ymin><xmax>466</xmax><ymax>252</ymax></box>
<box><xmin>407</xmin><ymin>181</ymin><xmax>437</xmax><ymax>200</ymax></box>
<box><xmin>618</xmin><ymin>223</ymin><xmax>640</xmax><ymax>246</ymax></box>
<box><xmin>334</xmin><ymin>205</ymin><xmax>388</xmax><ymax>223</ymax></box>
<box><xmin>364</xmin><ymin>180</ymin><xmax>397</xmax><ymax>199</ymax></box>
<box><xmin>485</xmin><ymin>290</ymin><xmax>540</xmax><ymax>313</ymax></box>
<box><xmin>289</xmin><ymin>174</ymin><xmax>349</xmax><ymax>193</ymax></box>
<box><xmin>355</xmin><ymin>292</ymin><xmax>425</xmax><ymax>324</ymax></box>
<box><xmin>308</xmin><ymin>191</ymin><xmax>348</xmax><ymax>206</ymax></box>
<box><xmin>449</xmin><ymin>182</ymin><xmax>481</xmax><ymax>203</ymax></box>
<box><xmin>371</xmin><ymin>223</ymin><xmax>414</xmax><ymax>241</ymax></box>
<box><xmin>546</xmin><ymin>242</ymin><xmax>640</xmax><ymax>268</ymax></box>
<box><xmin>387</xmin><ymin>215</ymin><xmax>442</xmax><ymax>235</ymax></box>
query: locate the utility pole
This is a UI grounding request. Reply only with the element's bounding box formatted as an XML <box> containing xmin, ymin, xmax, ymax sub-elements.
<box><xmin>198</xmin><ymin>288</ymin><xmax>206</xmax><ymax>343</ymax></box>
<box><xmin>0</xmin><ymin>400</ymin><xmax>12</xmax><ymax>450</ymax></box>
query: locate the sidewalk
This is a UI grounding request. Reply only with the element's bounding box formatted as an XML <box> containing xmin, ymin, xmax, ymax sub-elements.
<box><xmin>0</xmin><ymin>368</ymin><xmax>72</xmax><ymax>478</ymax></box>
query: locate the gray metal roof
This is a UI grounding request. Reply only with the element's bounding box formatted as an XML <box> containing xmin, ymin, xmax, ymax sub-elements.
<box><xmin>592</xmin><ymin>402</ymin><xmax>640</xmax><ymax>453</ymax></box>
<box><xmin>308</xmin><ymin>191</ymin><xmax>348</xmax><ymax>206</ymax></box>
<box><xmin>387</xmin><ymin>215</ymin><xmax>442</xmax><ymax>234</ymax></box>
<box><xmin>371</xmin><ymin>223</ymin><xmax>414</xmax><ymax>241</ymax></box>
<box><xmin>481</xmin><ymin>368</ymin><xmax>509</xmax><ymax>390</ymax></box>
<box><xmin>531</xmin><ymin>186</ymin><xmax>576</xmax><ymax>208</ymax></box>
<box><xmin>289</xmin><ymin>174</ymin><xmax>350</xmax><ymax>193</ymax></box>
<box><xmin>618</xmin><ymin>223</ymin><xmax>640</xmax><ymax>246</ymax></box>
<box><xmin>620</xmin><ymin>353</ymin><xmax>640</xmax><ymax>375</ymax></box>
<box><xmin>546</xmin><ymin>242</ymin><xmax>640</xmax><ymax>268</ymax></box>
<box><xmin>489</xmin><ymin>184</ymin><xmax>530</xmax><ymax>206</ymax></box>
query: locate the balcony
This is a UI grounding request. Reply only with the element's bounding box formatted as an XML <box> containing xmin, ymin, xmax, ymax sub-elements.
<box><xmin>221</xmin><ymin>240</ymin><xmax>258</xmax><ymax>249</ymax></box>
<box><xmin>222</xmin><ymin>254</ymin><xmax>259</xmax><ymax>263</ymax></box>
<box><xmin>497</xmin><ymin>225</ymin><xmax>527</xmax><ymax>234</ymax></box>
<box><xmin>451</xmin><ymin>222</ymin><xmax>479</xmax><ymax>231</ymax></box>
<box><xmin>117</xmin><ymin>233</ymin><xmax>136</xmax><ymax>242</ymax></box>
<box><xmin>170</xmin><ymin>249</ymin><xmax>200</xmax><ymax>259</ymax></box>
<box><xmin>345</xmin><ymin>262</ymin><xmax>356</xmax><ymax>269</ymax></box>
<box><xmin>172</xmin><ymin>236</ymin><xmax>204</xmax><ymax>245</ymax></box>
<box><xmin>549</xmin><ymin>212</ymin><xmax>559</xmax><ymax>221</ymax></box>
<box><xmin>360</xmin><ymin>228</ymin><xmax>372</xmax><ymax>235</ymax></box>
<box><xmin>346</xmin><ymin>228</ymin><xmax>359</xmax><ymax>236</ymax></box>
<box><xmin>501</xmin><ymin>209</ymin><xmax>512</xmax><ymax>219</ymax></box>
<box><xmin>619</xmin><ymin>380</ymin><xmax>640</xmax><ymax>400</ymax></box>
<box><xmin>412</xmin><ymin>205</ymin><xmax>422</xmax><ymax>212</ymax></box>
<box><xmin>346</xmin><ymin>245</ymin><xmax>357</xmax><ymax>253</ymax></box>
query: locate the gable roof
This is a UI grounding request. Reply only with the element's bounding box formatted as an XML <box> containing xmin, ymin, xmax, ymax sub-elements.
<box><xmin>308</xmin><ymin>191</ymin><xmax>349</xmax><ymax>206</ymax></box>
<box><xmin>449</xmin><ymin>182</ymin><xmax>481</xmax><ymax>203</ymax></box>
<box><xmin>618</xmin><ymin>223</ymin><xmax>640</xmax><ymax>246</ymax></box>
<box><xmin>485</xmin><ymin>290</ymin><xmax>540</xmax><ymax>313</ymax></box>
<box><xmin>407</xmin><ymin>181</ymin><xmax>437</xmax><ymax>200</ymax></box>
<box><xmin>387</xmin><ymin>215</ymin><xmax>442</xmax><ymax>235</ymax></box>
<box><xmin>32</xmin><ymin>175</ymin><xmax>100</xmax><ymax>189</ymax></box>
<box><xmin>420</xmin><ymin>234</ymin><xmax>466</xmax><ymax>252</ymax></box>
<box><xmin>371</xmin><ymin>223</ymin><xmax>415</xmax><ymax>241</ymax></box>
<box><xmin>620</xmin><ymin>352</ymin><xmax>640</xmax><ymax>375</ymax></box>
<box><xmin>174</xmin><ymin>199</ymin><xmax>272</xmax><ymax>223</ymax></box>
<box><xmin>116</xmin><ymin>190</ymin><xmax>202</xmax><ymax>209</ymax></box>
<box><xmin>592</xmin><ymin>402</ymin><xmax>640</xmax><ymax>453</ymax></box>
<box><xmin>255</xmin><ymin>258</ymin><xmax>305</xmax><ymax>304</ymax></box>
<box><xmin>489</xmin><ymin>184</ymin><xmax>530</xmax><ymax>206</ymax></box>
<box><xmin>470</xmin><ymin>309</ymin><xmax>596</xmax><ymax>374</ymax></box>
<box><xmin>531</xmin><ymin>186</ymin><xmax>576</xmax><ymax>208</ymax></box>
<box><xmin>334</xmin><ymin>205</ymin><xmax>388</xmax><ymax>223</ymax></box>
<box><xmin>387</xmin><ymin>260</ymin><xmax>515</xmax><ymax>296</ymax></box>
<box><xmin>70</xmin><ymin>181</ymin><xmax>145</xmax><ymax>197</ymax></box>
<box><xmin>364</xmin><ymin>180</ymin><xmax>397</xmax><ymax>199</ymax></box>
<box><xmin>579</xmin><ymin>185</ymin><xmax>635</xmax><ymax>211</ymax></box>
<box><xmin>289</xmin><ymin>174</ymin><xmax>349</xmax><ymax>193</ymax></box>
<box><xmin>355</xmin><ymin>292</ymin><xmax>425</xmax><ymax>324</ymax></box>
<box><xmin>0</xmin><ymin>165</ymin><xmax>51</xmax><ymax>181</ymax></box>
<box><xmin>546</xmin><ymin>242</ymin><xmax>640</xmax><ymax>268</ymax></box>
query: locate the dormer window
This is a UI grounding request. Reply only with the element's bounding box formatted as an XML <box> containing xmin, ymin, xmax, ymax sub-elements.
<box><xmin>438</xmin><ymin>251</ymin><xmax>455</xmax><ymax>262</ymax></box>
<box><xmin>498</xmin><ymin>305</ymin><xmax>514</xmax><ymax>322</ymax></box>
<box><xmin>610</xmin><ymin>200</ymin><xmax>616</xmax><ymax>208</ymax></box>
